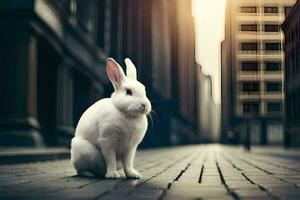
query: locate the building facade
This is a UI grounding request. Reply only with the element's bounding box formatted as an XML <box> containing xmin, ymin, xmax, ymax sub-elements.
<box><xmin>0</xmin><ymin>0</ymin><xmax>199</xmax><ymax>147</ymax></box>
<box><xmin>221</xmin><ymin>0</ymin><xmax>296</xmax><ymax>145</ymax></box>
<box><xmin>282</xmin><ymin>0</ymin><xmax>300</xmax><ymax>147</ymax></box>
<box><xmin>0</xmin><ymin>0</ymin><xmax>108</xmax><ymax>146</ymax></box>
<box><xmin>197</xmin><ymin>64</ymin><xmax>217</xmax><ymax>142</ymax></box>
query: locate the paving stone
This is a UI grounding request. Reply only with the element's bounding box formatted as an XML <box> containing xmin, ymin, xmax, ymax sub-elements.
<box><xmin>233</xmin><ymin>189</ymin><xmax>270</xmax><ymax>198</ymax></box>
<box><xmin>128</xmin><ymin>188</ymin><xmax>163</xmax><ymax>199</ymax></box>
<box><xmin>100</xmin><ymin>194</ymin><xmax>128</xmax><ymax>200</ymax></box>
<box><xmin>0</xmin><ymin>145</ymin><xmax>300</xmax><ymax>200</ymax></box>
<box><xmin>227</xmin><ymin>184</ymin><xmax>258</xmax><ymax>190</ymax></box>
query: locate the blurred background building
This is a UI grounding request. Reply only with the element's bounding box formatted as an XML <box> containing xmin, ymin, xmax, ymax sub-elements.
<box><xmin>282</xmin><ymin>0</ymin><xmax>300</xmax><ymax>147</ymax></box>
<box><xmin>0</xmin><ymin>0</ymin><xmax>209</xmax><ymax>147</ymax></box>
<box><xmin>197</xmin><ymin>64</ymin><xmax>217</xmax><ymax>143</ymax></box>
<box><xmin>221</xmin><ymin>0</ymin><xmax>296</xmax><ymax>145</ymax></box>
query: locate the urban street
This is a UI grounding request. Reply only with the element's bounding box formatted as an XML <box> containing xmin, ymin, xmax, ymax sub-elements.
<box><xmin>1</xmin><ymin>0</ymin><xmax>300</xmax><ymax>199</ymax></box>
<box><xmin>1</xmin><ymin>145</ymin><xmax>300</xmax><ymax>200</ymax></box>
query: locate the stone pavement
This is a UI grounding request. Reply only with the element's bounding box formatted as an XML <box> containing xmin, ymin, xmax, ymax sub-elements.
<box><xmin>0</xmin><ymin>145</ymin><xmax>300</xmax><ymax>200</ymax></box>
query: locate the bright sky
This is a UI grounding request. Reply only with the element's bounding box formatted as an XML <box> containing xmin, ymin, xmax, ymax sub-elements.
<box><xmin>193</xmin><ymin>0</ymin><xmax>227</xmax><ymax>104</ymax></box>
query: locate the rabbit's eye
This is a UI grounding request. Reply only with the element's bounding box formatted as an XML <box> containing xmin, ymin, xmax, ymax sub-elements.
<box><xmin>126</xmin><ymin>89</ymin><xmax>133</xmax><ymax>96</ymax></box>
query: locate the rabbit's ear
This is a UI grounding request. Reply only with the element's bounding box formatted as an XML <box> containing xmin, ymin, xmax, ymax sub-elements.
<box><xmin>106</xmin><ymin>58</ymin><xmax>125</xmax><ymax>89</ymax></box>
<box><xmin>125</xmin><ymin>58</ymin><xmax>137</xmax><ymax>80</ymax></box>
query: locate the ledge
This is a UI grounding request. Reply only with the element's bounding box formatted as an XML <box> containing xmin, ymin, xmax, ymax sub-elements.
<box><xmin>0</xmin><ymin>147</ymin><xmax>70</xmax><ymax>165</ymax></box>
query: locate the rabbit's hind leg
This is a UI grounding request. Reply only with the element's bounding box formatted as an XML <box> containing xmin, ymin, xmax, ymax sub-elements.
<box><xmin>70</xmin><ymin>137</ymin><xmax>105</xmax><ymax>177</ymax></box>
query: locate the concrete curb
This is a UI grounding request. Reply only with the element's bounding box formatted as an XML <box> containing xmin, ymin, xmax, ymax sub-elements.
<box><xmin>0</xmin><ymin>148</ymin><xmax>70</xmax><ymax>165</ymax></box>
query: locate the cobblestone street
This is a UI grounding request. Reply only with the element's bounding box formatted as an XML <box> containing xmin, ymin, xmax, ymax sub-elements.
<box><xmin>0</xmin><ymin>145</ymin><xmax>300</xmax><ymax>200</ymax></box>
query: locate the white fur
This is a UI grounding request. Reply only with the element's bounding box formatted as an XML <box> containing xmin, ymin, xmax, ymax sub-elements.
<box><xmin>70</xmin><ymin>58</ymin><xmax>151</xmax><ymax>179</ymax></box>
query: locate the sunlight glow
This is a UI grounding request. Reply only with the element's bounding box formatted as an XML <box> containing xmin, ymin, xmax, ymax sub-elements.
<box><xmin>193</xmin><ymin>0</ymin><xmax>227</xmax><ymax>104</ymax></box>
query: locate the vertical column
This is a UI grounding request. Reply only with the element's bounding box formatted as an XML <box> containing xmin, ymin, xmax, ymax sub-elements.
<box><xmin>104</xmin><ymin>0</ymin><xmax>111</xmax><ymax>54</ymax></box>
<box><xmin>0</xmin><ymin>29</ymin><xmax>44</xmax><ymax>146</ymax></box>
<box><xmin>56</xmin><ymin>59</ymin><xmax>74</xmax><ymax>144</ymax></box>
<box><xmin>116</xmin><ymin>0</ymin><xmax>123</xmax><ymax>61</ymax></box>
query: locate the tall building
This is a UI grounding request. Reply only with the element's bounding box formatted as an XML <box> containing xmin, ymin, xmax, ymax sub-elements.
<box><xmin>197</xmin><ymin>64</ymin><xmax>216</xmax><ymax>142</ymax></box>
<box><xmin>0</xmin><ymin>0</ymin><xmax>199</xmax><ymax>147</ymax></box>
<box><xmin>150</xmin><ymin>0</ymin><xmax>199</xmax><ymax>146</ymax></box>
<box><xmin>282</xmin><ymin>0</ymin><xmax>300</xmax><ymax>147</ymax></box>
<box><xmin>0</xmin><ymin>0</ymin><xmax>107</xmax><ymax>146</ymax></box>
<box><xmin>221</xmin><ymin>0</ymin><xmax>296</xmax><ymax>145</ymax></box>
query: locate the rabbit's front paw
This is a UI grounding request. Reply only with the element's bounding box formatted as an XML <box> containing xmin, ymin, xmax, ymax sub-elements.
<box><xmin>126</xmin><ymin>169</ymin><xmax>141</xmax><ymax>179</ymax></box>
<box><xmin>105</xmin><ymin>171</ymin><xmax>121</xmax><ymax>179</ymax></box>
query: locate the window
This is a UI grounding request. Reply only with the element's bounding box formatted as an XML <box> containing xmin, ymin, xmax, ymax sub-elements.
<box><xmin>264</xmin><ymin>7</ymin><xmax>278</xmax><ymax>13</ymax></box>
<box><xmin>241</xmin><ymin>6</ymin><xmax>257</xmax><ymax>13</ymax></box>
<box><xmin>243</xmin><ymin>102</ymin><xmax>260</xmax><ymax>114</ymax></box>
<box><xmin>241</xmin><ymin>61</ymin><xmax>259</xmax><ymax>71</ymax></box>
<box><xmin>265</xmin><ymin>43</ymin><xmax>281</xmax><ymax>51</ymax></box>
<box><xmin>266</xmin><ymin>82</ymin><xmax>281</xmax><ymax>92</ymax></box>
<box><xmin>284</xmin><ymin>7</ymin><xmax>293</xmax><ymax>17</ymax></box>
<box><xmin>241</xmin><ymin>24</ymin><xmax>257</xmax><ymax>32</ymax></box>
<box><xmin>265</xmin><ymin>25</ymin><xmax>280</xmax><ymax>32</ymax></box>
<box><xmin>241</xmin><ymin>42</ymin><xmax>258</xmax><ymax>51</ymax></box>
<box><xmin>267</xmin><ymin>102</ymin><xmax>282</xmax><ymax>112</ymax></box>
<box><xmin>242</xmin><ymin>82</ymin><xmax>260</xmax><ymax>92</ymax></box>
<box><xmin>265</xmin><ymin>62</ymin><xmax>281</xmax><ymax>71</ymax></box>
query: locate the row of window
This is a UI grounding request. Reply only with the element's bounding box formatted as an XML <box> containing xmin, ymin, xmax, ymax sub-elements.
<box><xmin>241</xmin><ymin>24</ymin><xmax>280</xmax><ymax>32</ymax></box>
<box><xmin>241</xmin><ymin>6</ymin><xmax>276</xmax><ymax>14</ymax></box>
<box><xmin>66</xmin><ymin>0</ymin><xmax>116</xmax><ymax>51</ymax></box>
<box><xmin>241</xmin><ymin>42</ymin><xmax>281</xmax><ymax>51</ymax></box>
<box><xmin>240</xmin><ymin>6</ymin><xmax>293</xmax><ymax>16</ymax></box>
<box><xmin>241</xmin><ymin>82</ymin><xmax>282</xmax><ymax>93</ymax></box>
<box><xmin>241</xmin><ymin>61</ymin><xmax>281</xmax><ymax>71</ymax></box>
<box><xmin>243</xmin><ymin>102</ymin><xmax>282</xmax><ymax>114</ymax></box>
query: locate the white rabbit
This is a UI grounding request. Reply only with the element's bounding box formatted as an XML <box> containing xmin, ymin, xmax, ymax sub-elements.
<box><xmin>70</xmin><ymin>58</ymin><xmax>151</xmax><ymax>179</ymax></box>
